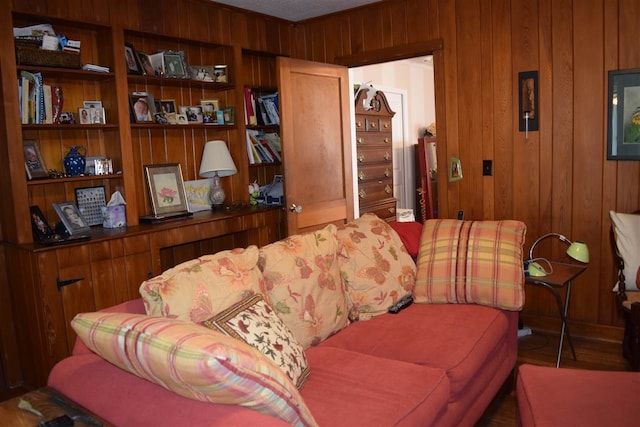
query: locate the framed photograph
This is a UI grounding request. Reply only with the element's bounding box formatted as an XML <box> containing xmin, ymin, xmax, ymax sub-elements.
<box><xmin>448</xmin><ymin>156</ymin><xmax>463</xmax><ymax>183</ymax></box>
<box><xmin>83</xmin><ymin>101</ymin><xmax>102</xmax><ymax>109</ymax></box>
<box><xmin>184</xmin><ymin>179</ymin><xmax>212</xmax><ymax>212</ymax></box>
<box><xmin>75</xmin><ymin>186</ymin><xmax>107</xmax><ymax>226</ymax></box>
<box><xmin>162</xmin><ymin>50</ymin><xmax>187</xmax><ymax>78</ymax></box>
<box><xmin>223</xmin><ymin>107</ymin><xmax>235</xmax><ymax>124</ymax></box>
<box><xmin>30</xmin><ymin>205</ymin><xmax>54</xmax><ymax>241</ymax></box>
<box><xmin>58</xmin><ymin>112</ymin><xmax>75</xmax><ymax>124</ymax></box>
<box><xmin>23</xmin><ymin>139</ymin><xmax>48</xmax><ymax>179</ymax></box>
<box><xmin>144</xmin><ymin>163</ymin><xmax>189</xmax><ymax>216</ymax></box>
<box><xmin>607</xmin><ymin>69</ymin><xmax>640</xmax><ymax>160</ymax></box>
<box><xmin>518</xmin><ymin>70</ymin><xmax>539</xmax><ymax>132</ymax></box>
<box><xmin>129</xmin><ymin>94</ymin><xmax>154</xmax><ymax>123</ymax></box>
<box><xmin>53</xmin><ymin>201</ymin><xmax>91</xmax><ymax>235</ymax></box>
<box><xmin>148</xmin><ymin>52</ymin><xmax>164</xmax><ymax>76</ymax></box>
<box><xmin>176</xmin><ymin>113</ymin><xmax>188</xmax><ymax>124</ymax></box>
<box><xmin>136</xmin><ymin>51</ymin><xmax>155</xmax><ymax>76</ymax></box>
<box><xmin>160</xmin><ymin>99</ymin><xmax>177</xmax><ymax>114</ymax></box>
<box><xmin>78</xmin><ymin>108</ymin><xmax>91</xmax><ymax>124</ymax></box>
<box><xmin>125</xmin><ymin>43</ymin><xmax>142</xmax><ymax>74</ymax></box>
<box><xmin>200</xmin><ymin>98</ymin><xmax>220</xmax><ymax>123</ymax></box>
<box><xmin>90</xmin><ymin>107</ymin><xmax>105</xmax><ymax>124</ymax></box>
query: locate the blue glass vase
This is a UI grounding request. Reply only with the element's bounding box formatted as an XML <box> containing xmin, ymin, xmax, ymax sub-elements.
<box><xmin>63</xmin><ymin>146</ymin><xmax>86</xmax><ymax>176</ymax></box>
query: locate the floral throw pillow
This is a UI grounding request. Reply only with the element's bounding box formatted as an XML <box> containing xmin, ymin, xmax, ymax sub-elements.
<box><xmin>258</xmin><ymin>224</ymin><xmax>349</xmax><ymax>349</ymax></box>
<box><xmin>203</xmin><ymin>293</ymin><xmax>310</xmax><ymax>390</ymax></box>
<box><xmin>336</xmin><ymin>214</ymin><xmax>416</xmax><ymax>320</ymax></box>
<box><xmin>139</xmin><ymin>246</ymin><xmax>265</xmax><ymax>322</ymax></box>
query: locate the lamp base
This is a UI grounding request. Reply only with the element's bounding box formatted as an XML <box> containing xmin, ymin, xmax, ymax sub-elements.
<box><xmin>211</xmin><ymin>204</ymin><xmax>225</xmax><ymax>210</ymax></box>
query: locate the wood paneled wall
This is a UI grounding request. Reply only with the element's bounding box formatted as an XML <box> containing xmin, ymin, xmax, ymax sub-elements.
<box><xmin>5</xmin><ymin>0</ymin><xmax>638</xmax><ymax>343</ymax></box>
<box><xmin>294</xmin><ymin>0</ymin><xmax>640</xmax><ymax>340</ymax></box>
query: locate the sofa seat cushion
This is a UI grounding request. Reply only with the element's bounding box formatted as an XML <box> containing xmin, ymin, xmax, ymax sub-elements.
<box><xmin>319</xmin><ymin>303</ymin><xmax>514</xmax><ymax>401</ymax></box>
<box><xmin>301</xmin><ymin>346</ymin><xmax>450</xmax><ymax>426</ymax></box>
<box><xmin>49</xmin><ymin>354</ymin><xmax>291</xmax><ymax>427</ymax></box>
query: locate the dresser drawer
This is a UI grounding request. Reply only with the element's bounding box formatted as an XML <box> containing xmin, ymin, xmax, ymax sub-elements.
<box><xmin>359</xmin><ymin>199</ymin><xmax>397</xmax><ymax>222</ymax></box>
<box><xmin>357</xmin><ymin>163</ymin><xmax>392</xmax><ymax>182</ymax></box>
<box><xmin>355</xmin><ymin>132</ymin><xmax>392</xmax><ymax>146</ymax></box>
<box><xmin>356</xmin><ymin>146</ymin><xmax>392</xmax><ymax>164</ymax></box>
<box><xmin>358</xmin><ymin>179</ymin><xmax>394</xmax><ymax>202</ymax></box>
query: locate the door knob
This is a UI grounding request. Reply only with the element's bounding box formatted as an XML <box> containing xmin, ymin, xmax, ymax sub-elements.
<box><xmin>289</xmin><ymin>204</ymin><xmax>302</xmax><ymax>213</ymax></box>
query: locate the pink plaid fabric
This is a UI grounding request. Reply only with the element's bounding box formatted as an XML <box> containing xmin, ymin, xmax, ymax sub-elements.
<box><xmin>414</xmin><ymin>219</ymin><xmax>526</xmax><ymax>310</ymax></box>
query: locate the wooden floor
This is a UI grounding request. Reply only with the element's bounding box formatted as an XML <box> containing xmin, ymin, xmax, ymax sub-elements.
<box><xmin>477</xmin><ymin>330</ymin><xmax>630</xmax><ymax>426</ymax></box>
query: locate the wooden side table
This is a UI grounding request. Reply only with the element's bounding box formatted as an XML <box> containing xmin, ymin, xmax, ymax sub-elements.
<box><xmin>0</xmin><ymin>387</ymin><xmax>111</xmax><ymax>426</ymax></box>
<box><xmin>525</xmin><ymin>262</ymin><xmax>587</xmax><ymax>367</ymax></box>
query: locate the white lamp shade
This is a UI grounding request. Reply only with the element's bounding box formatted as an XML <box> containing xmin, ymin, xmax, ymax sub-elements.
<box><xmin>199</xmin><ymin>140</ymin><xmax>237</xmax><ymax>178</ymax></box>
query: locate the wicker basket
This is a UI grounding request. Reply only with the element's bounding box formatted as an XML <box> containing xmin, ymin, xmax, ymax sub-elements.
<box><xmin>15</xmin><ymin>38</ymin><xmax>81</xmax><ymax>69</ymax></box>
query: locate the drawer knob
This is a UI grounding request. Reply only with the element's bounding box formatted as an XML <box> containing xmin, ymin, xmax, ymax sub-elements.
<box><xmin>388</xmin><ymin>207</ymin><xmax>395</xmax><ymax>213</ymax></box>
<box><xmin>385</xmin><ymin>185</ymin><xmax>392</xmax><ymax>194</ymax></box>
<box><xmin>358</xmin><ymin>154</ymin><xmax>365</xmax><ymax>162</ymax></box>
<box><xmin>370</xmin><ymin>122</ymin><xmax>377</xmax><ymax>129</ymax></box>
<box><xmin>384</xmin><ymin>152</ymin><xmax>390</xmax><ymax>161</ymax></box>
<box><xmin>359</xmin><ymin>189</ymin><xmax>367</xmax><ymax>199</ymax></box>
<box><xmin>384</xmin><ymin>168</ymin><xmax>390</xmax><ymax>177</ymax></box>
<box><xmin>384</xmin><ymin>137</ymin><xmax>390</xmax><ymax>143</ymax></box>
<box><xmin>356</xmin><ymin>121</ymin><xmax>363</xmax><ymax>128</ymax></box>
<box><xmin>383</xmin><ymin>123</ymin><xmax>389</xmax><ymax>129</ymax></box>
<box><xmin>358</xmin><ymin>171</ymin><xmax>365</xmax><ymax>181</ymax></box>
<box><xmin>357</xmin><ymin>137</ymin><xmax>363</xmax><ymax>144</ymax></box>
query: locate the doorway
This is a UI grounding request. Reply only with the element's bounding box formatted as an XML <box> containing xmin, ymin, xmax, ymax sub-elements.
<box><xmin>349</xmin><ymin>57</ymin><xmax>435</xmax><ymax>215</ymax></box>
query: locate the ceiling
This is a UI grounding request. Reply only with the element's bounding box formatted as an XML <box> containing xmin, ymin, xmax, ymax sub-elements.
<box><xmin>211</xmin><ymin>0</ymin><xmax>382</xmax><ymax>22</ymax></box>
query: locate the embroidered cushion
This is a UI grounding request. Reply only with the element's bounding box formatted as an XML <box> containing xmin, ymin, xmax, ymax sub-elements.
<box><xmin>203</xmin><ymin>293</ymin><xmax>310</xmax><ymax>389</ymax></box>
<box><xmin>414</xmin><ymin>219</ymin><xmax>526</xmax><ymax>310</ymax></box>
<box><xmin>609</xmin><ymin>211</ymin><xmax>640</xmax><ymax>291</ymax></box>
<box><xmin>336</xmin><ymin>214</ymin><xmax>416</xmax><ymax>320</ymax></box>
<box><xmin>139</xmin><ymin>246</ymin><xmax>265</xmax><ymax>322</ymax></box>
<box><xmin>71</xmin><ymin>312</ymin><xmax>317</xmax><ymax>427</ymax></box>
<box><xmin>258</xmin><ymin>224</ymin><xmax>349</xmax><ymax>349</ymax></box>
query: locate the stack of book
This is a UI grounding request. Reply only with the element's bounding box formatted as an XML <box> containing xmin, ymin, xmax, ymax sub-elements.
<box><xmin>244</xmin><ymin>89</ymin><xmax>280</xmax><ymax>126</ymax></box>
<box><xmin>246</xmin><ymin>130</ymin><xmax>282</xmax><ymax>164</ymax></box>
<box><xmin>18</xmin><ymin>70</ymin><xmax>61</xmax><ymax>124</ymax></box>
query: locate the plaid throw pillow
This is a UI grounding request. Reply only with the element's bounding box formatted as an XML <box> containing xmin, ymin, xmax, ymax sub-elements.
<box><xmin>414</xmin><ymin>219</ymin><xmax>526</xmax><ymax>310</ymax></box>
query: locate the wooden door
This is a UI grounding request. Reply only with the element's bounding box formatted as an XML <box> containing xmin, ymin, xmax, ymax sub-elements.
<box><xmin>277</xmin><ymin>57</ymin><xmax>354</xmax><ymax>235</ymax></box>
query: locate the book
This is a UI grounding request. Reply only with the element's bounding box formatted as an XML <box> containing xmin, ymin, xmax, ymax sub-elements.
<box><xmin>244</xmin><ymin>87</ymin><xmax>257</xmax><ymax>125</ymax></box>
<box><xmin>259</xmin><ymin>93</ymin><xmax>280</xmax><ymax>125</ymax></box>
<box><xmin>43</xmin><ymin>84</ymin><xmax>53</xmax><ymax>124</ymax></box>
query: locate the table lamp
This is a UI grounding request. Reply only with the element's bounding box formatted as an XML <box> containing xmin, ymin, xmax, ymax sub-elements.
<box><xmin>527</xmin><ymin>232</ymin><xmax>589</xmax><ymax>276</ymax></box>
<box><xmin>199</xmin><ymin>140</ymin><xmax>237</xmax><ymax>208</ymax></box>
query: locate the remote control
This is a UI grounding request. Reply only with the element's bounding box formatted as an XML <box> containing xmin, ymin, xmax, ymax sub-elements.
<box><xmin>38</xmin><ymin>415</ymin><xmax>74</xmax><ymax>427</ymax></box>
<box><xmin>388</xmin><ymin>293</ymin><xmax>414</xmax><ymax>314</ymax></box>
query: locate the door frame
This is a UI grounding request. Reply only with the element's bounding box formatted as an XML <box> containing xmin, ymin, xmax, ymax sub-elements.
<box><xmin>335</xmin><ymin>40</ymin><xmax>448</xmax><ymax>219</ymax></box>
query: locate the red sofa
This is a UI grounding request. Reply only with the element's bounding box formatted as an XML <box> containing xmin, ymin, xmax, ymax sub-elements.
<box><xmin>49</xmin><ymin>298</ymin><xmax>517</xmax><ymax>426</ymax></box>
<box><xmin>48</xmin><ymin>217</ymin><xmax>523</xmax><ymax>426</ymax></box>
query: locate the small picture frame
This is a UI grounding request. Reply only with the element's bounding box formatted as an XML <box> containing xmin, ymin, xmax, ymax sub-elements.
<box><xmin>83</xmin><ymin>101</ymin><xmax>103</xmax><ymax>109</ymax></box>
<box><xmin>518</xmin><ymin>70</ymin><xmax>539</xmax><ymax>132</ymax></box>
<box><xmin>53</xmin><ymin>201</ymin><xmax>91</xmax><ymax>235</ymax></box>
<box><xmin>125</xmin><ymin>43</ymin><xmax>142</xmax><ymax>74</ymax></box>
<box><xmin>144</xmin><ymin>163</ymin><xmax>189</xmax><ymax>216</ymax></box>
<box><xmin>179</xmin><ymin>106</ymin><xmax>203</xmax><ymax>123</ymax></box>
<box><xmin>129</xmin><ymin>94</ymin><xmax>154</xmax><ymax>123</ymax></box>
<box><xmin>136</xmin><ymin>51</ymin><xmax>155</xmax><ymax>76</ymax></box>
<box><xmin>75</xmin><ymin>186</ymin><xmax>107</xmax><ymax>226</ymax></box>
<box><xmin>148</xmin><ymin>52</ymin><xmax>164</xmax><ymax>76</ymax></box>
<box><xmin>449</xmin><ymin>157</ymin><xmax>463</xmax><ymax>182</ymax></box>
<box><xmin>176</xmin><ymin>113</ymin><xmax>188</xmax><ymax>124</ymax></box>
<box><xmin>223</xmin><ymin>107</ymin><xmax>235</xmax><ymax>124</ymax></box>
<box><xmin>23</xmin><ymin>139</ymin><xmax>48</xmax><ymax>180</ymax></box>
<box><xmin>162</xmin><ymin>50</ymin><xmax>187</xmax><ymax>78</ymax></box>
<box><xmin>160</xmin><ymin>99</ymin><xmax>177</xmax><ymax>114</ymax></box>
<box><xmin>78</xmin><ymin>108</ymin><xmax>91</xmax><ymax>124</ymax></box>
<box><xmin>607</xmin><ymin>68</ymin><xmax>640</xmax><ymax>160</ymax></box>
<box><xmin>184</xmin><ymin>179</ymin><xmax>212</xmax><ymax>212</ymax></box>
<box><xmin>90</xmin><ymin>107</ymin><xmax>105</xmax><ymax>124</ymax></box>
<box><xmin>30</xmin><ymin>205</ymin><xmax>54</xmax><ymax>241</ymax></box>
<box><xmin>58</xmin><ymin>112</ymin><xmax>75</xmax><ymax>124</ymax></box>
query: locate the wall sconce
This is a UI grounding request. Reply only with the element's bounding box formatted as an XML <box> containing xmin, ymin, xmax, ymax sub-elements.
<box><xmin>526</xmin><ymin>232</ymin><xmax>589</xmax><ymax>276</ymax></box>
<box><xmin>199</xmin><ymin>140</ymin><xmax>237</xmax><ymax>208</ymax></box>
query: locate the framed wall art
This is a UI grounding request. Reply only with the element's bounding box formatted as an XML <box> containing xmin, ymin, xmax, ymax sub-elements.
<box><xmin>144</xmin><ymin>163</ymin><xmax>189</xmax><ymax>216</ymax></box>
<box><xmin>518</xmin><ymin>70</ymin><xmax>539</xmax><ymax>132</ymax></box>
<box><xmin>607</xmin><ymin>68</ymin><xmax>640</xmax><ymax>160</ymax></box>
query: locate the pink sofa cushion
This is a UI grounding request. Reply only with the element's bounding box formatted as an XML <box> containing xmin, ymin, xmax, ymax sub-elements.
<box><xmin>49</xmin><ymin>354</ymin><xmax>290</xmax><ymax>427</ymax></box>
<box><xmin>320</xmin><ymin>303</ymin><xmax>515</xmax><ymax>401</ymax></box>
<box><xmin>517</xmin><ymin>364</ymin><xmax>640</xmax><ymax>427</ymax></box>
<box><xmin>414</xmin><ymin>219</ymin><xmax>526</xmax><ymax>310</ymax></box>
<box><xmin>301</xmin><ymin>346</ymin><xmax>450</xmax><ymax>426</ymax></box>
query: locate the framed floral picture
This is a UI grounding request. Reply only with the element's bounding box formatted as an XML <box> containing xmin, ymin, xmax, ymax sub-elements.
<box><xmin>144</xmin><ymin>163</ymin><xmax>189</xmax><ymax>216</ymax></box>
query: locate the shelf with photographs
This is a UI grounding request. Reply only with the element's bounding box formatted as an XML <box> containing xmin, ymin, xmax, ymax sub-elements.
<box><xmin>9</xmin><ymin>14</ymin><xmax>125</xmax><ymax>245</ymax></box>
